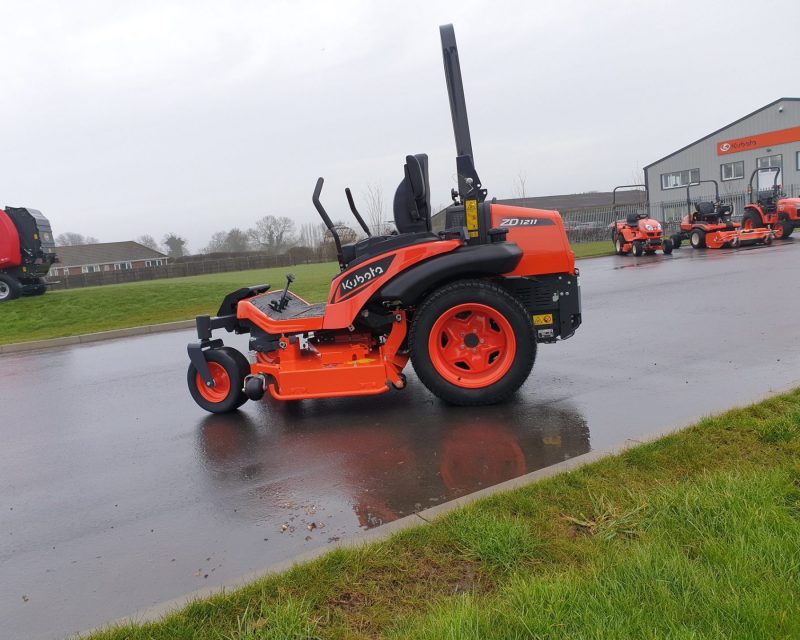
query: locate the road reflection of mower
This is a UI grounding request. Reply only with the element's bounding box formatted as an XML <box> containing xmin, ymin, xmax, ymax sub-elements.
<box><xmin>197</xmin><ymin>400</ymin><xmax>590</xmax><ymax>529</ymax></box>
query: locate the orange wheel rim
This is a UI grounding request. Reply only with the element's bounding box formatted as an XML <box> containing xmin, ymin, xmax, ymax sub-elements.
<box><xmin>774</xmin><ymin>225</ymin><xmax>784</xmax><ymax>238</ymax></box>
<box><xmin>428</xmin><ymin>303</ymin><xmax>516</xmax><ymax>389</ymax></box>
<box><xmin>743</xmin><ymin>218</ymin><xmax>753</xmax><ymax>230</ymax></box>
<box><xmin>196</xmin><ymin>362</ymin><xmax>232</xmax><ymax>403</ymax></box>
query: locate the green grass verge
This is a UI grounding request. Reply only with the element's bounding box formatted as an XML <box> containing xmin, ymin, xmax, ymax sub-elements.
<box><xmin>88</xmin><ymin>389</ymin><xmax>800</xmax><ymax>639</ymax></box>
<box><xmin>0</xmin><ymin>262</ymin><xmax>339</xmax><ymax>345</ymax></box>
<box><xmin>0</xmin><ymin>241</ymin><xmax>612</xmax><ymax>346</ymax></box>
<box><xmin>570</xmin><ymin>239</ymin><xmax>613</xmax><ymax>259</ymax></box>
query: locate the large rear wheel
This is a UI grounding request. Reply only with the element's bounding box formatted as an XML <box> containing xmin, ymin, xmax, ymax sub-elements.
<box><xmin>741</xmin><ymin>210</ymin><xmax>763</xmax><ymax>230</ymax></box>
<box><xmin>409</xmin><ymin>280</ymin><xmax>536</xmax><ymax>405</ymax></box>
<box><xmin>187</xmin><ymin>347</ymin><xmax>250</xmax><ymax>413</ymax></box>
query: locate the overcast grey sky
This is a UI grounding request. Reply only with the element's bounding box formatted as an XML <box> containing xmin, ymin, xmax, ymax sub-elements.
<box><xmin>1</xmin><ymin>0</ymin><xmax>797</xmax><ymax>250</ymax></box>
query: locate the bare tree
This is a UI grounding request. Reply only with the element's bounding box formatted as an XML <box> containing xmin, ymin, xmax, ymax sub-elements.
<box><xmin>248</xmin><ymin>215</ymin><xmax>296</xmax><ymax>254</ymax></box>
<box><xmin>135</xmin><ymin>234</ymin><xmax>160</xmax><ymax>251</ymax></box>
<box><xmin>56</xmin><ymin>232</ymin><xmax>99</xmax><ymax>246</ymax></box>
<box><xmin>162</xmin><ymin>233</ymin><xmax>188</xmax><ymax>258</ymax></box>
<box><xmin>298</xmin><ymin>222</ymin><xmax>325</xmax><ymax>248</ymax></box>
<box><xmin>204</xmin><ymin>228</ymin><xmax>251</xmax><ymax>254</ymax></box>
<box><xmin>363</xmin><ymin>183</ymin><xmax>388</xmax><ymax>235</ymax></box>
<box><xmin>513</xmin><ymin>172</ymin><xmax>527</xmax><ymax>199</ymax></box>
<box><xmin>204</xmin><ymin>231</ymin><xmax>228</xmax><ymax>254</ymax></box>
<box><xmin>318</xmin><ymin>222</ymin><xmax>357</xmax><ymax>260</ymax></box>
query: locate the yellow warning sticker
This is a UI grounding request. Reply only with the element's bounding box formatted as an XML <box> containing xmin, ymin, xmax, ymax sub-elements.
<box><xmin>533</xmin><ymin>314</ymin><xmax>553</xmax><ymax>326</ymax></box>
<box><xmin>465</xmin><ymin>199</ymin><xmax>478</xmax><ymax>237</ymax></box>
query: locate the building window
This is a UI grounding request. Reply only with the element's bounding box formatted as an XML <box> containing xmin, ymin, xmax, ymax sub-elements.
<box><xmin>720</xmin><ymin>161</ymin><xmax>744</xmax><ymax>181</ymax></box>
<box><xmin>81</xmin><ymin>265</ymin><xmax>100</xmax><ymax>274</ymax></box>
<box><xmin>757</xmin><ymin>154</ymin><xmax>782</xmax><ymax>170</ymax></box>
<box><xmin>113</xmin><ymin>262</ymin><xmax>132</xmax><ymax>271</ymax></box>
<box><xmin>661</xmin><ymin>169</ymin><xmax>700</xmax><ymax>190</ymax></box>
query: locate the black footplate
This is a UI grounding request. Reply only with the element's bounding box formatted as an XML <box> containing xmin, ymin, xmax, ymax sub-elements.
<box><xmin>250</xmin><ymin>290</ymin><xmax>326</xmax><ymax>320</ymax></box>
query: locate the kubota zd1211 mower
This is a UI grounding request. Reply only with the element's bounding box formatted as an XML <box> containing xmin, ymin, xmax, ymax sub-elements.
<box><xmin>186</xmin><ymin>24</ymin><xmax>582</xmax><ymax>414</ymax></box>
<box><xmin>671</xmin><ymin>180</ymin><xmax>772</xmax><ymax>250</ymax></box>
<box><xmin>741</xmin><ymin>168</ymin><xmax>800</xmax><ymax>240</ymax></box>
<box><xmin>610</xmin><ymin>184</ymin><xmax>672</xmax><ymax>256</ymax></box>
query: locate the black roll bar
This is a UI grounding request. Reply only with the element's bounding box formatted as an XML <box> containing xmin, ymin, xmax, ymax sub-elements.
<box><xmin>747</xmin><ymin>167</ymin><xmax>781</xmax><ymax>203</ymax></box>
<box><xmin>685</xmin><ymin>179</ymin><xmax>721</xmax><ymax>214</ymax></box>
<box><xmin>611</xmin><ymin>184</ymin><xmax>648</xmax><ymax>214</ymax></box>
<box><xmin>440</xmin><ymin>24</ymin><xmax>486</xmax><ymax>204</ymax></box>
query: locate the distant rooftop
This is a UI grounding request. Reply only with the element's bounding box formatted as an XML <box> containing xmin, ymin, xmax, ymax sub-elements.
<box><xmin>55</xmin><ymin>241</ymin><xmax>167</xmax><ymax>267</ymax></box>
<box><xmin>432</xmin><ymin>190</ymin><xmax>645</xmax><ymax>226</ymax></box>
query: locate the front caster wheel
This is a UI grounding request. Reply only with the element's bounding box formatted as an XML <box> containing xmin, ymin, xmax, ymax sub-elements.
<box><xmin>187</xmin><ymin>347</ymin><xmax>249</xmax><ymax>413</ymax></box>
<box><xmin>409</xmin><ymin>279</ymin><xmax>536</xmax><ymax>406</ymax></box>
<box><xmin>391</xmin><ymin>373</ymin><xmax>408</xmax><ymax>390</ymax></box>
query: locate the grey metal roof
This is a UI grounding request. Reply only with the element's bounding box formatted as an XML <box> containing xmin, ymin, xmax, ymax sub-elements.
<box><xmin>54</xmin><ymin>241</ymin><xmax>167</xmax><ymax>267</ymax></box>
<box><xmin>644</xmin><ymin>97</ymin><xmax>800</xmax><ymax>170</ymax></box>
<box><xmin>432</xmin><ymin>190</ymin><xmax>645</xmax><ymax>221</ymax></box>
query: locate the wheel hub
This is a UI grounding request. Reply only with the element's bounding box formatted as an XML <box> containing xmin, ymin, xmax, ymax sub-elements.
<box><xmin>428</xmin><ymin>303</ymin><xmax>517</xmax><ymax>389</ymax></box>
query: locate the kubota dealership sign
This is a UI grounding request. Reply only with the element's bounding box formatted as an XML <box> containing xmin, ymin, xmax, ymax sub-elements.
<box><xmin>717</xmin><ymin>126</ymin><xmax>800</xmax><ymax>156</ymax></box>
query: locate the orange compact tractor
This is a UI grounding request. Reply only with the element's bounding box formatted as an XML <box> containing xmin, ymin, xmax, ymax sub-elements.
<box><xmin>741</xmin><ymin>168</ymin><xmax>800</xmax><ymax>240</ymax></box>
<box><xmin>186</xmin><ymin>24</ymin><xmax>582</xmax><ymax>414</ymax></box>
<box><xmin>671</xmin><ymin>180</ymin><xmax>772</xmax><ymax>250</ymax></box>
<box><xmin>610</xmin><ymin>184</ymin><xmax>672</xmax><ymax>256</ymax></box>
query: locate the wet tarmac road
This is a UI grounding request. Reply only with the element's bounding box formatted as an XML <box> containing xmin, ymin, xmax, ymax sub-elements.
<box><xmin>3</xmin><ymin>240</ymin><xmax>800</xmax><ymax>639</ymax></box>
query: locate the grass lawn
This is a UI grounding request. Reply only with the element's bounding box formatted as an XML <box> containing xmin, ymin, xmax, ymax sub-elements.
<box><xmin>0</xmin><ymin>240</ymin><xmax>613</xmax><ymax>346</ymax></box>
<box><xmin>571</xmin><ymin>239</ymin><xmax>613</xmax><ymax>259</ymax></box>
<box><xmin>87</xmin><ymin>389</ymin><xmax>800</xmax><ymax>639</ymax></box>
<box><xmin>0</xmin><ymin>262</ymin><xmax>340</xmax><ymax>345</ymax></box>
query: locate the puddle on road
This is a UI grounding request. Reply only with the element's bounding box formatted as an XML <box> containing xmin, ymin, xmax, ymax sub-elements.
<box><xmin>196</xmin><ymin>396</ymin><xmax>590</xmax><ymax>529</ymax></box>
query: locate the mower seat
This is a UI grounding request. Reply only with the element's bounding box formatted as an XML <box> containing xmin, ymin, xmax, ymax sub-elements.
<box><xmin>625</xmin><ymin>213</ymin><xmax>641</xmax><ymax>225</ymax></box>
<box><xmin>758</xmin><ymin>195</ymin><xmax>777</xmax><ymax>214</ymax></box>
<box><xmin>695</xmin><ymin>201</ymin><xmax>719</xmax><ymax>222</ymax></box>
<box><xmin>393</xmin><ymin>154</ymin><xmax>432</xmax><ymax>234</ymax></box>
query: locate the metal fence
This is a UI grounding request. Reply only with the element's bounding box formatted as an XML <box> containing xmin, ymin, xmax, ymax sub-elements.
<box><xmin>563</xmin><ymin>183</ymin><xmax>799</xmax><ymax>244</ymax></box>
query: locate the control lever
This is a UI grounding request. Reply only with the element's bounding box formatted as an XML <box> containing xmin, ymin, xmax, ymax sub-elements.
<box><xmin>269</xmin><ymin>273</ymin><xmax>295</xmax><ymax>312</ymax></box>
<box><xmin>345</xmin><ymin>187</ymin><xmax>371</xmax><ymax>237</ymax></box>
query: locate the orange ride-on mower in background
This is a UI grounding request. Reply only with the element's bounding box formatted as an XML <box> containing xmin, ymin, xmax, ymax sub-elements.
<box><xmin>186</xmin><ymin>24</ymin><xmax>582</xmax><ymax>414</ymax></box>
<box><xmin>741</xmin><ymin>168</ymin><xmax>800</xmax><ymax>240</ymax></box>
<box><xmin>610</xmin><ymin>184</ymin><xmax>673</xmax><ymax>256</ymax></box>
<box><xmin>671</xmin><ymin>179</ymin><xmax>773</xmax><ymax>250</ymax></box>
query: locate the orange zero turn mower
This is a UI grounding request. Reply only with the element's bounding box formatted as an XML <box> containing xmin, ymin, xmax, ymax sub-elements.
<box><xmin>186</xmin><ymin>25</ymin><xmax>582</xmax><ymax>414</ymax></box>
<box><xmin>672</xmin><ymin>179</ymin><xmax>773</xmax><ymax>250</ymax></box>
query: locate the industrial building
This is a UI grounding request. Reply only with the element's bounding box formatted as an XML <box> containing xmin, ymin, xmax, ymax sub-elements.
<box><xmin>644</xmin><ymin>98</ymin><xmax>800</xmax><ymax>220</ymax></box>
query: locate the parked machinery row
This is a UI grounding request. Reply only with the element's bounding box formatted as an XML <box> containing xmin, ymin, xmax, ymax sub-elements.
<box><xmin>612</xmin><ymin>169</ymin><xmax>799</xmax><ymax>255</ymax></box>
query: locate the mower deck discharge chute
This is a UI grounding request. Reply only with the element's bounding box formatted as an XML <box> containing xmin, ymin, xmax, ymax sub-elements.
<box><xmin>741</xmin><ymin>168</ymin><xmax>800</xmax><ymax>240</ymax></box>
<box><xmin>186</xmin><ymin>24</ymin><xmax>582</xmax><ymax>414</ymax></box>
<box><xmin>671</xmin><ymin>179</ymin><xmax>773</xmax><ymax>250</ymax></box>
<box><xmin>610</xmin><ymin>184</ymin><xmax>672</xmax><ymax>256</ymax></box>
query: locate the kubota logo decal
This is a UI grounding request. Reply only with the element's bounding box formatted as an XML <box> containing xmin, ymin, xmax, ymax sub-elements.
<box><xmin>500</xmin><ymin>217</ymin><xmax>555</xmax><ymax>227</ymax></box>
<box><xmin>335</xmin><ymin>255</ymin><xmax>394</xmax><ymax>301</ymax></box>
<box><xmin>717</xmin><ymin>126</ymin><xmax>800</xmax><ymax>156</ymax></box>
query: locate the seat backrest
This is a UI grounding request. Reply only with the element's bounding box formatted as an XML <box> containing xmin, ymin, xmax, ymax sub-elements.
<box><xmin>393</xmin><ymin>154</ymin><xmax>432</xmax><ymax>234</ymax></box>
<box><xmin>625</xmin><ymin>213</ymin><xmax>640</xmax><ymax>225</ymax></box>
<box><xmin>696</xmin><ymin>201</ymin><xmax>715</xmax><ymax>215</ymax></box>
